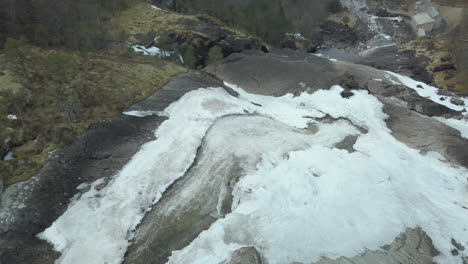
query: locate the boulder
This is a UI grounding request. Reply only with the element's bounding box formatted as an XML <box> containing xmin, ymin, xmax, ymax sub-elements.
<box><xmin>228</xmin><ymin>247</ymin><xmax>262</xmax><ymax>264</ymax></box>
<box><xmin>450</xmin><ymin>97</ymin><xmax>465</xmax><ymax>106</ymax></box>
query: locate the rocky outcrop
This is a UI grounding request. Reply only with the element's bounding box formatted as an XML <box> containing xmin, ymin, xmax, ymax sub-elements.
<box><xmin>228</xmin><ymin>247</ymin><xmax>262</xmax><ymax>264</ymax></box>
<box><xmin>115</xmin><ymin>3</ymin><xmax>266</xmax><ymax>68</ymax></box>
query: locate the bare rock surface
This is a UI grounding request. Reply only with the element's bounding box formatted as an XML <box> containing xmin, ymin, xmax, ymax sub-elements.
<box><xmin>380</xmin><ymin>96</ymin><xmax>468</xmax><ymax>168</ymax></box>
<box><xmin>312</xmin><ymin>228</ymin><xmax>439</xmax><ymax>264</ymax></box>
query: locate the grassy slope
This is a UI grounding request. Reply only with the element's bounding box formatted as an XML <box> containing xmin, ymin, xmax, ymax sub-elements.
<box><xmin>0</xmin><ymin>47</ymin><xmax>185</xmax><ymax>187</ymax></box>
<box><xmin>109</xmin><ymin>2</ymin><xmax>250</xmax><ymax>42</ymax></box>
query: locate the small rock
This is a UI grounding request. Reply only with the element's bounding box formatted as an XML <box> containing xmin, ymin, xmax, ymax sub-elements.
<box><xmin>451</xmin><ymin>238</ymin><xmax>465</xmax><ymax>251</ymax></box>
<box><xmin>450</xmin><ymin>97</ymin><xmax>465</xmax><ymax>106</ymax></box>
<box><xmin>340</xmin><ymin>90</ymin><xmax>354</xmax><ymax>99</ymax></box>
<box><xmin>228</xmin><ymin>247</ymin><xmax>262</xmax><ymax>264</ymax></box>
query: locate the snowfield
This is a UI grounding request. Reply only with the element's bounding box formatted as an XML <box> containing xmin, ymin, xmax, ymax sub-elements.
<box><xmin>39</xmin><ymin>82</ymin><xmax>468</xmax><ymax>264</ymax></box>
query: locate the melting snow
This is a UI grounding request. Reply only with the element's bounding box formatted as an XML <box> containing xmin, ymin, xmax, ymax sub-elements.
<box><xmin>39</xmin><ymin>83</ymin><xmax>468</xmax><ymax>264</ymax></box>
<box><xmin>7</xmin><ymin>114</ymin><xmax>17</xmax><ymax>120</ymax></box>
<box><xmin>132</xmin><ymin>45</ymin><xmax>171</xmax><ymax>57</ymax></box>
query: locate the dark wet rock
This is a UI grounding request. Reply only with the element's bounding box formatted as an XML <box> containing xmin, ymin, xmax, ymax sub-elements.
<box><xmin>452</xmin><ymin>238</ymin><xmax>466</xmax><ymax>251</ymax></box>
<box><xmin>158</xmin><ymin>17</ymin><xmax>264</xmax><ymax>68</ymax></box>
<box><xmin>375</xmin><ymin>7</ymin><xmax>390</xmax><ymax>17</ymax></box>
<box><xmin>0</xmin><ymin>72</ymin><xmax>223</xmax><ymax>264</ymax></box>
<box><xmin>228</xmin><ymin>247</ymin><xmax>262</xmax><ymax>264</ymax></box>
<box><xmin>340</xmin><ymin>89</ymin><xmax>355</xmax><ymax>98</ymax></box>
<box><xmin>313</xmin><ymin>228</ymin><xmax>439</xmax><ymax>264</ymax></box>
<box><xmin>318</xmin><ymin>21</ymin><xmax>360</xmax><ymax>49</ymax></box>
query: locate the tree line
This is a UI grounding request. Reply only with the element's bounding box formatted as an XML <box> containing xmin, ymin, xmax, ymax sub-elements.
<box><xmin>0</xmin><ymin>0</ymin><xmax>139</xmax><ymax>50</ymax></box>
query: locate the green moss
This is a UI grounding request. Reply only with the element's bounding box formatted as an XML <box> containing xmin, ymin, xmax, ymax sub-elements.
<box><xmin>0</xmin><ymin>46</ymin><xmax>186</xmax><ymax>187</ymax></box>
<box><xmin>206</xmin><ymin>45</ymin><xmax>223</xmax><ymax>64</ymax></box>
<box><xmin>181</xmin><ymin>44</ymin><xmax>198</xmax><ymax>67</ymax></box>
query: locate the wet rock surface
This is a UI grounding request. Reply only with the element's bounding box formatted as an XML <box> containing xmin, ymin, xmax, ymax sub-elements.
<box><xmin>359</xmin><ymin>46</ymin><xmax>433</xmax><ymax>84</ymax></box>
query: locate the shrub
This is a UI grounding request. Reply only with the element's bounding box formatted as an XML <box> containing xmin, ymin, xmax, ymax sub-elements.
<box><xmin>4</xmin><ymin>36</ymin><xmax>28</xmax><ymax>74</ymax></box>
<box><xmin>44</xmin><ymin>53</ymin><xmax>74</xmax><ymax>82</ymax></box>
<box><xmin>206</xmin><ymin>46</ymin><xmax>223</xmax><ymax>64</ymax></box>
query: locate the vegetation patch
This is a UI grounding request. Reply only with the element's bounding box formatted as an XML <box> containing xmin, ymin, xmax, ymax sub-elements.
<box><xmin>400</xmin><ymin>38</ymin><xmax>467</xmax><ymax>93</ymax></box>
<box><xmin>0</xmin><ymin>44</ymin><xmax>185</xmax><ymax>187</ymax></box>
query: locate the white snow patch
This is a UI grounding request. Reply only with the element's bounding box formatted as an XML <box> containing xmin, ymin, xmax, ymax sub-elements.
<box><xmin>132</xmin><ymin>45</ymin><xmax>171</xmax><ymax>57</ymax></box>
<box><xmin>179</xmin><ymin>54</ymin><xmax>185</xmax><ymax>64</ymax></box>
<box><xmin>7</xmin><ymin>114</ymin><xmax>17</xmax><ymax>120</ymax></box>
<box><xmin>39</xmin><ymin>83</ymin><xmax>468</xmax><ymax>264</ymax></box>
<box><xmin>387</xmin><ymin>71</ymin><xmax>468</xmax><ymax>112</ymax></box>
<box><xmin>2</xmin><ymin>151</ymin><xmax>14</xmax><ymax>161</ymax></box>
<box><xmin>151</xmin><ymin>5</ymin><xmax>162</xmax><ymax>11</ymax></box>
<box><xmin>286</xmin><ymin>33</ymin><xmax>306</xmax><ymax>40</ymax></box>
<box><xmin>123</xmin><ymin>110</ymin><xmax>162</xmax><ymax>117</ymax></box>
<box><xmin>435</xmin><ymin>117</ymin><xmax>468</xmax><ymax>139</ymax></box>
